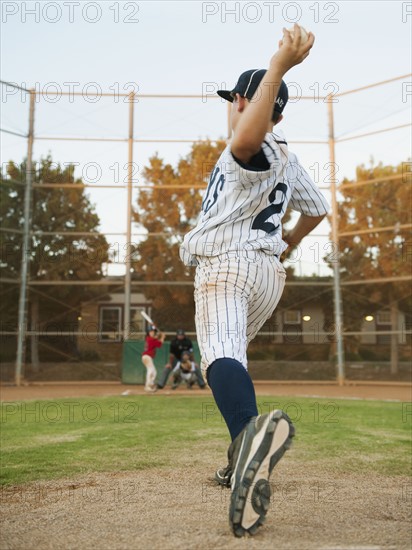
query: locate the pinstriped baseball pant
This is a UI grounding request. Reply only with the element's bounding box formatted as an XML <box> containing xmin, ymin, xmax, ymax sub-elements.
<box><xmin>194</xmin><ymin>250</ymin><xmax>286</xmax><ymax>378</ymax></box>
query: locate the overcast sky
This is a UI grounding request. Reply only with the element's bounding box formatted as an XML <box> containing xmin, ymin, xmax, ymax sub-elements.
<box><xmin>1</xmin><ymin>1</ymin><xmax>411</xmax><ymax>275</ymax></box>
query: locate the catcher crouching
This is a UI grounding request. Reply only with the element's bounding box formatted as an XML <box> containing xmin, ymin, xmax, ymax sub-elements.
<box><xmin>171</xmin><ymin>352</ymin><xmax>206</xmax><ymax>390</ymax></box>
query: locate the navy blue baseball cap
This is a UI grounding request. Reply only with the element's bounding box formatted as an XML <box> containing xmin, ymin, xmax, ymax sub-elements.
<box><xmin>217</xmin><ymin>69</ymin><xmax>288</xmax><ymax>115</ymax></box>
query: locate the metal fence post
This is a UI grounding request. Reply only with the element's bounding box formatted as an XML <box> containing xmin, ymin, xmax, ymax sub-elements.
<box><xmin>15</xmin><ymin>89</ymin><xmax>35</xmax><ymax>386</ymax></box>
<box><xmin>124</xmin><ymin>92</ymin><xmax>135</xmax><ymax>340</ymax></box>
<box><xmin>327</xmin><ymin>99</ymin><xmax>345</xmax><ymax>385</ymax></box>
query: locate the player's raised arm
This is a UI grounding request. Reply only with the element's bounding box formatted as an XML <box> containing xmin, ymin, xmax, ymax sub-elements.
<box><xmin>231</xmin><ymin>25</ymin><xmax>314</xmax><ymax>164</ymax></box>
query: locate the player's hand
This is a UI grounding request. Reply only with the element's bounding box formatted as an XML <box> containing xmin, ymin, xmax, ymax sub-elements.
<box><xmin>283</xmin><ymin>232</ymin><xmax>301</xmax><ymax>248</ymax></box>
<box><xmin>270</xmin><ymin>24</ymin><xmax>315</xmax><ymax>74</ymax></box>
<box><xmin>165</xmin><ymin>363</ymin><xmax>172</xmax><ymax>369</ymax></box>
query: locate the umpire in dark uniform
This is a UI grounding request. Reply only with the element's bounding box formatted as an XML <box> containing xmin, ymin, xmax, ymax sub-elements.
<box><xmin>157</xmin><ymin>329</ymin><xmax>205</xmax><ymax>389</ymax></box>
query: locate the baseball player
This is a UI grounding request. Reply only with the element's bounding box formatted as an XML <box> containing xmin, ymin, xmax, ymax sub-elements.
<box><xmin>170</xmin><ymin>351</ymin><xmax>204</xmax><ymax>389</ymax></box>
<box><xmin>180</xmin><ymin>26</ymin><xmax>328</xmax><ymax>537</ymax></box>
<box><xmin>156</xmin><ymin>329</ymin><xmax>205</xmax><ymax>389</ymax></box>
<box><xmin>142</xmin><ymin>326</ymin><xmax>165</xmax><ymax>392</ymax></box>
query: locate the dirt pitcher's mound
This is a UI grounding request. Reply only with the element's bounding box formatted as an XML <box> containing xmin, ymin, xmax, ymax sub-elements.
<box><xmin>1</xmin><ymin>463</ymin><xmax>410</xmax><ymax>550</ymax></box>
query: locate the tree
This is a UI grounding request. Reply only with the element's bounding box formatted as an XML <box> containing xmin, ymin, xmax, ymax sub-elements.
<box><xmin>336</xmin><ymin>160</ymin><xmax>412</xmax><ymax>371</ymax></box>
<box><xmin>0</xmin><ymin>156</ymin><xmax>109</xmax><ymax>367</ymax></box>
<box><xmin>132</xmin><ymin>140</ymin><xmax>227</xmax><ymax>330</ymax></box>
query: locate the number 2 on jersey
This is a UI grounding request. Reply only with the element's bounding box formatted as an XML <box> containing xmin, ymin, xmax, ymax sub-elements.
<box><xmin>252</xmin><ymin>182</ymin><xmax>288</xmax><ymax>234</ymax></box>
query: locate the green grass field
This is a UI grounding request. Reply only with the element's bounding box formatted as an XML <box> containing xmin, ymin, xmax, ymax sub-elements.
<box><xmin>1</xmin><ymin>396</ymin><xmax>411</xmax><ymax>486</ymax></box>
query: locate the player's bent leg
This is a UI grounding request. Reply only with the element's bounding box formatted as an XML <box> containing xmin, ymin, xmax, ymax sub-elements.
<box><xmin>194</xmin><ymin>366</ymin><xmax>206</xmax><ymax>388</ymax></box>
<box><xmin>246</xmin><ymin>257</ymin><xmax>287</xmax><ymax>345</ymax></box>
<box><xmin>195</xmin><ymin>253</ymin><xmax>290</xmax><ymax>531</ymax></box>
<box><xmin>194</xmin><ymin>256</ymin><xmax>252</xmax><ymax>372</ymax></box>
<box><xmin>142</xmin><ymin>355</ymin><xmax>157</xmax><ymax>392</ymax></box>
<box><xmin>229</xmin><ymin>410</ymin><xmax>295</xmax><ymax>537</ymax></box>
<box><xmin>207</xmin><ymin>358</ymin><xmax>258</xmax><ymax>441</ymax></box>
<box><xmin>156</xmin><ymin>365</ymin><xmax>172</xmax><ymax>389</ymax></box>
<box><xmin>148</xmin><ymin>365</ymin><xmax>157</xmax><ymax>387</ymax></box>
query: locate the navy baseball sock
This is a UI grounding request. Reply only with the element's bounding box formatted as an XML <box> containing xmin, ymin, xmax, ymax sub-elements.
<box><xmin>207</xmin><ymin>358</ymin><xmax>258</xmax><ymax>441</ymax></box>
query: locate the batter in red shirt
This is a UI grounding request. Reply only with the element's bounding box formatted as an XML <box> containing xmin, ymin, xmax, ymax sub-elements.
<box><xmin>142</xmin><ymin>326</ymin><xmax>165</xmax><ymax>392</ymax></box>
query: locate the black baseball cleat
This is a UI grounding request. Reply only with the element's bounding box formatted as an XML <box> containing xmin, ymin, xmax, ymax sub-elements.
<box><xmin>215</xmin><ymin>465</ymin><xmax>232</xmax><ymax>488</ymax></box>
<box><xmin>228</xmin><ymin>410</ymin><xmax>294</xmax><ymax>537</ymax></box>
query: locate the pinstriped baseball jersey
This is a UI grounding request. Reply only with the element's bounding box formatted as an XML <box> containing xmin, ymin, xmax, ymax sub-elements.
<box><xmin>180</xmin><ymin>130</ymin><xmax>329</xmax><ymax>266</ymax></box>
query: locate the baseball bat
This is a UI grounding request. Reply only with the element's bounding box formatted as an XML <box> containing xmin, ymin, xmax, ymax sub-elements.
<box><xmin>140</xmin><ymin>311</ymin><xmax>157</xmax><ymax>328</ymax></box>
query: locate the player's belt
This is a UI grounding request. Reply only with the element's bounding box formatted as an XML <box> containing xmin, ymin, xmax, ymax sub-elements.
<box><xmin>198</xmin><ymin>250</ymin><xmax>279</xmax><ymax>263</ymax></box>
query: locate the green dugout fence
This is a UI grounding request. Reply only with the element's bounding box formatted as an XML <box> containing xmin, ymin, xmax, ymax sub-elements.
<box><xmin>121</xmin><ymin>340</ymin><xmax>202</xmax><ymax>384</ymax></box>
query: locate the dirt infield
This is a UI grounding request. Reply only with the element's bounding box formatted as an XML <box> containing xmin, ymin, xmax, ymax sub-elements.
<box><xmin>1</xmin><ymin>456</ymin><xmax>411</xmax><ymax>549</ymax></box>
<box><xmin>1</xmin><ymin>380</ymin><xmax>411</xmax><ymax>402</ymax></box>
